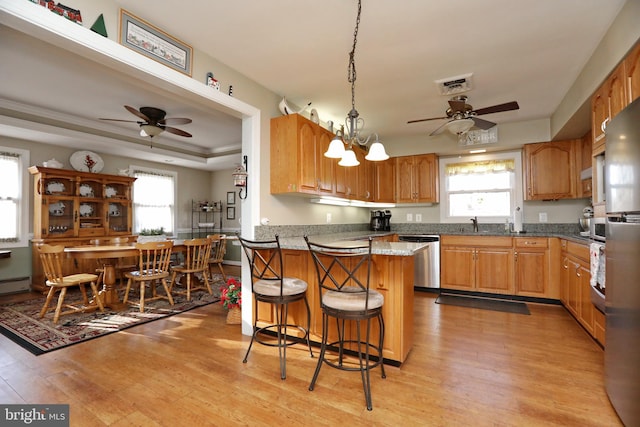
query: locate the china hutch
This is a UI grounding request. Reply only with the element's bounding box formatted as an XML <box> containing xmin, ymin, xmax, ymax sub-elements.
<box><xmin>29</xmin><ymin>166</ymin><xmax>136</xmax><ymax>292</ymax></box>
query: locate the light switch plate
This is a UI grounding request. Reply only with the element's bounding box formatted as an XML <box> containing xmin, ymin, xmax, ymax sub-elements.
<box><xmin>539</xmin><ymin>212</ymin><xmax>548</xmax><ymax>223</ymax></box>
<box><xmin>406</xmin><ymin>213</ymin><xmax>413</xmax><ymax>222</ymax></box>
<box><xmin>415</xmin><ymin>214</ymin><xmax>422</xmax><ymax>222</ymax></box>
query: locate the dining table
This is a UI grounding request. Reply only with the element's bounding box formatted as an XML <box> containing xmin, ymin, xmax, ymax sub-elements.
<box><xmin>64</xmin><ymin>240</ymin><xmax>185</xmax><ymax>310</ymax></box>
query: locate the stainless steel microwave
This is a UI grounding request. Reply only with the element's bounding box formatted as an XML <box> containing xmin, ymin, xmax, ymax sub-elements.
<box><xmin>590</xmin><ymin>217</ymin><xmax>606</xmax><ymax>242</ymax></box>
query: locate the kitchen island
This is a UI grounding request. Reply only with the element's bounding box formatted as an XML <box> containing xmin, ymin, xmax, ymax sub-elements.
<box><xmin>256</xmin><ymin>233</ymin><xmax>429</xmax><ymax>365</ymax></box>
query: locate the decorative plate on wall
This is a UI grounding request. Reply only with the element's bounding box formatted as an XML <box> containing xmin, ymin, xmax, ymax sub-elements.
<box><xmin>70</xmin><ymin>151</ymin><xmax>104</xmax><ymax>173</ymax></box>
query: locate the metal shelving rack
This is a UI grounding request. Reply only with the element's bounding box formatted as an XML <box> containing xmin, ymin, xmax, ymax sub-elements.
<box><xmin>191</xmin><ymin>200</ymin><xmax>222</xmax><ymax>238</ymax></box>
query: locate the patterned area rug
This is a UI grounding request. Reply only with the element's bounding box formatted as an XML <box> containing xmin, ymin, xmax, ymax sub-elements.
<box><xmin>0</xmin><ymin>274</ymin><xmax>230</xmax><ymax>355</ymax></box>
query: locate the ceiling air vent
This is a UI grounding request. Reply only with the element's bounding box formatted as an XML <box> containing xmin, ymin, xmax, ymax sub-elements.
<box><xmin>435</xmin><ymin>73</ymin><xmax>473</xmax><ymax>96</ymax></box>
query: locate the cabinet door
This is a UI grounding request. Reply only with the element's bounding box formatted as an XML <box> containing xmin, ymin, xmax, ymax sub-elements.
<box><xmin>578</xmin><ymin>262</ymin><xmax>594</xmax><ymax>335</ymax></box>
<box><xmin>298</xmin><ymin>121</ymin><xmax>318</xmax><ymax>193</ymax></box>
<box><xmin>608</xmin><ymin>62</ymin><xmax>628</xmax><ymax>119</ymax></box>
<box><xmin>591</xmin><ymin>85</ymin><xmax>608</xmax><ymax>151</ymax></box>
<box><xmin>515</xmin><ymin>249</ymin><xmax>549</xmax><ymax>297</ymax></box>
<box><xmin>414</xmin><ymin>154</ymin><xmax>439</xmax><ymax>203</ymax></box>
<box><xmin>42</xmin><ymin>197</ymin><xmax>76</xmax><ymax>238</ymax></box>
<box><xmin>395</xmin><ymin>156</ymin><xmax>415</xmax><ymax>203</ymax></box>
<box><xmin>440</xmin><ymin>246</ymin><xmax>475</xmax><ymax>290</ymax></box>
<box><xmin>524</xmin><ymin>140</ymin><xmax>577</xmax><ymax>200</ymax></box>
<box><xmin>475</xmin><ymin>247</ymin><xmax>514</xmax><ymax>293</ymax></box>
<box><xmin>357</xmin><ymin>150</ymin><xmax>374</xmax><ymax>201</ymax></box>
<box><xmin>316</xmin><ymin>128</ymin><xmax>335</xmax><ymax>195</ymax></box>
<box><xmin>626</xmin><ymin>41</ymin><xmax>640</xmax><ymax>104</ymax></box>
<box><xmin>560</xmin><ymin>255</ymin><xmax>570</xmax><ymax>306</ymax></box>
<box><xmin>373</xmin><ymin>159</ymin><xmax>395</xmax><ymax>203</ymax></box>
<box><xmin>566</xmin><ymin>257</ymin><xmax>580</xmax><ymax>318</ymax></box>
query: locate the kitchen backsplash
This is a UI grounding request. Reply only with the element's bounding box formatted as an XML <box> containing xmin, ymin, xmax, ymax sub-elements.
<box><xmin>255</xmin><ymin>223</ymin><xmax>580</xmax><ymax>239</ymax></box>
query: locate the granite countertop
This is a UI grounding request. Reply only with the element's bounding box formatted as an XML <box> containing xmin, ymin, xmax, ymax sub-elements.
<box><xmin>278</xmin><ymin>232</ymin><xmax>428</xmax><ymax>256</ymax></box>
<box><xmin>277</xmin><ymin>230</ymin><xmax>592</xmax><ymax>256</ymax></box>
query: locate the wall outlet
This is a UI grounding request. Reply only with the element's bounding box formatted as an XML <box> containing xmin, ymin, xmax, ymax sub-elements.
<box><xmin>539</xmin><ymin>212</ymin><xmax>548</xmax><ymax>223</ymax></box>
<box><xmin>415</xmin><ymin>213</ymin><xmax>422</xmax><ymax>222</ymax></box>
<box><xmin>326</xmin><ymin>212</ymin><xmax>332</xmax><ymax>224</ymax></box>
<box><xmin>406</xmin><ymin>213</ymin><xmax>413</xmax><ymax>222</ymax></box>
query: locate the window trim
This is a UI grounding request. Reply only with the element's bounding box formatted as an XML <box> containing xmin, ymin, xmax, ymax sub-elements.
<box><xmin>0</xmin><ymin>146</ymin><xmax>30</xmax><ymax>248</ymax></box>
<box><xmin>130</xmin><ymin>165</ymin><xmax>178</xmax><ymax>235</ymax></box>
<box><xmin>439</xmin><ymin>150</ymin><xmax>523</xmax><ymax>224</ymax></box>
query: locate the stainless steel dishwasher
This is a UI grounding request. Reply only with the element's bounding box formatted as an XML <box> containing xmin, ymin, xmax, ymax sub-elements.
<box><xmin>397</xmin><ymin>235</ymin><xmax>440</xmax><ymax>289</ymax></box>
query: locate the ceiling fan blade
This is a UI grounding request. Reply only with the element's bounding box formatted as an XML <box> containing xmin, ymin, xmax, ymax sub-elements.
<box><xmin>99</xmin><ymin>118</ymin><xmax>141</xmax><ymax>123</ymax></box>
<box><xmin>158</xmin><ymin>117</ymin><xmax>192</xmax><ymax>125</ymax></box>
<box><xmin>471</xmin><ymin>117</ymin><xmax>496</xmax><ymax>130</ymax></box>
<box><xmin>125</xmin><ymin>105</ymin><xmax>151</xmax><ymax>122</ymax></box>
<box><xmin>429</xmin><ymin>120</ymin><xmax>452</xmax><ymax>136</ymax></box>
<box><xmin>407</xmin><ymin>116</ymin><xmax>448</xmax><ymax>124</ymax></box>
<box><xmin>473</xmin><ymin>101</ymin><xmax>519</xmax><ymax>116</ymax></box>
<box><xmin>162</xmin><ymin>126</ymin><xmax>192</xmax><ymax>137</ymax></box>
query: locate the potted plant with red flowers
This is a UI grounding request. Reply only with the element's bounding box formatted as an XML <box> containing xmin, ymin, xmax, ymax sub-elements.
<box><xmin>220</xmin><ymin>277</ymin><xmax>242</xmax><ymax>324</ymax></box>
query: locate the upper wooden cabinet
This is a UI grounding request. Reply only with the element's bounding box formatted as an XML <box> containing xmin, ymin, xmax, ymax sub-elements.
<box><xmin>394</xmin><ymin>153</ymin><xmax>439</xmax><ymax>203</ymax></box>
<box><xmin>590</xmin><ymin>40</ymin><xmax>640</xmax><ymax>155</ymax></box>
<box><xmin>625</xmin><ymin>41</ymin><xmax>640</xmax><ymax>105</ymax></box>
<box><xmin>524</xmin><ymin>139</ymin><xmax>582</xmax><ymax>200</ymax></box>
<box><xmin>270</xmin><ymin>114</ymin><xmax>335</xmax><ymax>196</ymax></box>
<box><xmin>29</xmin><ymin>166</ymin><xmax>135</xmax><ymax>240</ymax></box>
<box><xmin>373</xmin><ymin>158</ymin><xmax>395</xmax><ymax>203</ymax></box>
<box><xmin>271</xmin><ymin>114</ymin><xmax>378</xmax><ymax>201</ymax></box>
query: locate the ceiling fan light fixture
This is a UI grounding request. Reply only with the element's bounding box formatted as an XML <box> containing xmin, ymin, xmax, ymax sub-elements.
<box><xmin>446</xmin><ymin>118</ymin><xmax>474</xmax><ymax>135</ymax></box>
<box><xmin>365</xmin><ymin>139</ymin><xmax>389</xmax><ymax>161</ymax></box>
<box><xmin>140</xmin><ymin>124</ymin><xmax>163</xmax><ymax>137</ymax></box>
<box><xmin>338</xmin><ymin>149</ymin><xmax>360</xmax><ymax>167</ymax></box>
<box><xmin>324</xmin><ymin>134</ymin><xmax>346</xmax><ymax>158</ymax></box>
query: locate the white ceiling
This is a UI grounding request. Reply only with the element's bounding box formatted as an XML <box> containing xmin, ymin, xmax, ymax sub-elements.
<box><xmin>0</xmin><ymin>0</ymin><xmax>629</xmax><ymax>171</ymax></box>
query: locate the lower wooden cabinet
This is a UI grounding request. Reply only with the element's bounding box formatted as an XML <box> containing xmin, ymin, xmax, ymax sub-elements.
<box><xmin>559</xmin><ymin>239</ymin><xmax>603</xmax><ymax>345</ymax></box>
<box><xmin>514</xmin><ymin>237</ymin><xmax>557</xmax><ymax>298</ymax></box>
<box><xmin>255</xmin><ymin>249</ymin><xmax>414</xmax><ymax>364</ymax></box>
<box><xmin>440</xmin><ymin>236</ymin><xmax>514</xmax><ymax>294</ymax></box>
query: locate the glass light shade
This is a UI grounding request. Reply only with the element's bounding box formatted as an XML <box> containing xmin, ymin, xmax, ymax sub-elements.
<box><xmin>446</xmin><ymin>118</ymin><xmax>474</xmax><ymax>135</ymax></box>
<box><xmin>324</xmin><ymin>136</ymin><xmax>346</xmax><ymax>158</ymax></box>
<box><xmin>140</xmin><ymin>124</ymin><xmax>163</xmax><ymax>137</ymax></box>
<box><xmin>365</xmin><ymin>141</ymin><xmax>389</xmax><ymax>161</ymax></box>
<box><xmin>338</xmin><ymin>149</ymin><xmax>360</xmax><ymax>167</ymax></box>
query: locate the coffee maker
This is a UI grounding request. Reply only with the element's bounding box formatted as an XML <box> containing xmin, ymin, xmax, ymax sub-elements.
<box><xmin>370</xmin><ymin>210</ymin><xmax>392</xmax><ymax>231</ymax></box>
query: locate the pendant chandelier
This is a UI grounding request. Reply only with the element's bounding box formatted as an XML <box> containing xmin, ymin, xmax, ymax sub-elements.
<box><xmin>324</xmin><ymin>0</ymin><xmax>389</xmax><ymax>167</ymax></box>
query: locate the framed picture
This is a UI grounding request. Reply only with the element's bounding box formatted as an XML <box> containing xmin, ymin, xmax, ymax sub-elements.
<box><xmin>227</xmin><ymin>191</ymin><xmax>235</xmax><ymax>205</ymax></box>
<box><xmin>226</xmin><ymin>207</ymin><xmax>235</xmax><ymax>220</ymax></box>
<box><xmin>119</xmin><ymin>9</ymin><xmax>193</xmax><ymax>76</ymax></box>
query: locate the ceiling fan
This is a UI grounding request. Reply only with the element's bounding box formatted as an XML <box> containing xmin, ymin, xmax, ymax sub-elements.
<box><xmin>100</xmin><ymin>106</ymin><xmax>192</xmax><ymax>138</ymax></box>
<box><xmin>407</xmin><ymin>95</ymin><xmax>519</xmax><ymax>136</ymax></box>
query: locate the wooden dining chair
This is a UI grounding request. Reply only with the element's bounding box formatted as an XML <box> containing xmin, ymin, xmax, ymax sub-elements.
<box><xmin>169</xmin><ymin>237</ymin><xmax>212</xmax><ymax>300</ymax></box>
<box><xmin>123</xmin><ymin>240</ymin><xmax>174</xmax><ymax>312</ymax></box>
<box><xmin>37</xmin><ymin>244</ymin><xmax>105</xmax><ymax>324</ymax></box>
<box><xmin>207</xmin><ymin>234</ymin><xmax>227</xmax><ymax>283</ymax></box>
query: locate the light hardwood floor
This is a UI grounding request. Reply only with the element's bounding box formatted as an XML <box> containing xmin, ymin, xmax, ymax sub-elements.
<box><xmin>0</xmin><ymin>275</ymin><xmax>622</xmax><ymax>426</ymax></box>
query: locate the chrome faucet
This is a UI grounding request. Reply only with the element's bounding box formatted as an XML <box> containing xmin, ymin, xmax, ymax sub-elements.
<box><xmin>471</xmin><ymin>216</ymin><xmax>478</xmax><ymax>233</ymax></box>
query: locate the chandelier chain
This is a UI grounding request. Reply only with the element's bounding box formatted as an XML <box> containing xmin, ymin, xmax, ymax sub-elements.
<box><xmin>348</xmin><ymin>0</ymin><xmax>362</xmax><ymax>111</ymax></box>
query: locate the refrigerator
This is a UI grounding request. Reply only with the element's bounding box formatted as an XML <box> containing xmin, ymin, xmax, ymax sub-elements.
<box><xmin>604</xmin><ymin>96</ymin><xmax>640</xmax><ymax>426</ymax></box>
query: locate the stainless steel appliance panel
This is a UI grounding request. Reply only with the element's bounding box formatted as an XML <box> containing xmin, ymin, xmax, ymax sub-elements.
<box><xmin>605</xmin><ymin>97</ymin><xmax>640</xmax><ymax>215</ymax></box>
<box><xmin>604</xmin><ymin>97</ymin><xmax>640</xmax><ymax>426</ymax></box>
<box><xmin>398</xmin><ymin>235</ymin><xmax>440</xmax><ymax>288</ymax></box>
<box><xmin>604</xmin><ymin>219</ymin><xmax>640</xmax><ymax>427</ymax></box>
